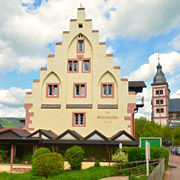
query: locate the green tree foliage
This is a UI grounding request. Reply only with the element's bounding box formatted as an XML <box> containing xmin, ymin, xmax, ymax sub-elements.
<box><xmin>32</xmin><ymin>147</ymin><xmax>51</xmax><ymax>162</ymax></box>
<box><xmin>65</xmin><ymin>145</ymin><xmax>84</xmax><ymax>170</ymax></box>
<box><xmin>135</xmin><ymin>117</ymin><xmax>180</xmax><ymax>146</ymax></box>
<box><xmin>32</xmin><ymin>152</ymin><xmax>64</xmax><ymax>178</ymax></box>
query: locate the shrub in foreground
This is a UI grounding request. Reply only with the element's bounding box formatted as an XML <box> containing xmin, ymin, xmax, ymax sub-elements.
<box><xmin>121</xmin><ymin>146</ymin><xmax>169</xmax><ymax>169</ymax></box>
<box><xmin>32</xmin><ymin>147</ymin><xmax>51</xmax><ymax>162</ymax></box>
<box><xmin>65</xmin><ymin>145</ymin><xmax>84</xmax><ymax>170</ymax></box>
<box><xmin>32</xmin><ymin>152</ymin><xmax>64</xmax><ymax>178</ymax></box>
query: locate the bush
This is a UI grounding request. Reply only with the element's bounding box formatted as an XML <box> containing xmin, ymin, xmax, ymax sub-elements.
<box><xmin>0</xmin><ymin>149</ymin><xmax>8</xmax><ymax>163</ymax></box>
<box><xmin>32</xmin><ymin>147</ymin><xmax>51</xmax><ymax>162</ymax></box>
<box><xmin>121</xmin><ymin>146</ymin><xmax>169</xmax><ymax>169</ymax></box>
<box><xmin>32</xmin><ymin>152</ymin><xmax>64</xmax><ymax>178</ymax></box>
<box><xmin>94</xmin><ymin>160</ymin><xmax>100</xmax><ymax>167</ymax></box>
<box><xmin>112</xmin><ymin>152</ymin><xmax>128</xmax><ymax>163</ymax></box>
<box><xmin>65</xmin><ymin>145</ymin><xmax>84</xmax><ymax>170</ymax></box>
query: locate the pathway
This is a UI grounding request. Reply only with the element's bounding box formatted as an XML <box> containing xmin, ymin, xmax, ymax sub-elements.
<box><xmin>100</xmin><ymin>176</ymin><xmax>128</xmax><ymax>180</ymax></box>
<box><xmin>164</xmin><ymin>154</ymin><xmax>180</xmax><ymax>180</ymax></box>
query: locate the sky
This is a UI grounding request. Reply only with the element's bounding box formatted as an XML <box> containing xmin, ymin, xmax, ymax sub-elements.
<box><xmin>0</xmin><ymin>0</ymin><xmax>180</xmax><ymax>119</ymax></box>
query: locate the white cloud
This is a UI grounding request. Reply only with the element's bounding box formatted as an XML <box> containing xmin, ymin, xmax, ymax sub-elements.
<box><xmin>171</xmin><ymin>89</ymin><xmax>180</xmax><ymax>98</ymax></box>
<box><xmin>1</xmin><ymin>0</ymin><xmax>180</xmax><ymax>74</ymax></box>
<box><xmin>106</xmin><ymin>45</ymin><xmax>115</xmax><ymax>54</ymax></box>
<box><xmin>0</xmin><ymin>87</ymin><xmax>31</xmax><ymax>117</ymax></box>
<box><xmin>169</xmin><ymin>34</ymin><xmax>180</xmax><ymax>50</ymax></box>
<box><xmin>0</xmin><ymin>87</ymin><xmax>31</xmax><ymax>108</ymax></box>
<box><xmin>135</xmin><ymin>88</ymin><xmax>152</xmax><ymax>120</ymax></box>
<box><xmin>18</xmin><ymin>56</ymin><xmax>46</xmax><ymax>73</ymax></box>
<box><xmin>128</xmin><ymin>52</ymin><xmax>180</xmax><ymax>81</ymax></box>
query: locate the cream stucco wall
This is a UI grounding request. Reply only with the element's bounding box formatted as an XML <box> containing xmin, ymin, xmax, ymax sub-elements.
<box><xmin>25</xmin><ymin>8</ymin><xmax>136</xmax><ymax>137</ymax></box>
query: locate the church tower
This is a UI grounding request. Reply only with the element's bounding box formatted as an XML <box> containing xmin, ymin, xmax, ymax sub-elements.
<box><xmin>151</xmin><ymin>60</ymin><xmax>170</xmax><ymax>126</ymax></box>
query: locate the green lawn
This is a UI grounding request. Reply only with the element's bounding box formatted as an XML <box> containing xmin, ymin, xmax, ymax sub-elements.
<box><xmin>0</xmin><ymin>166</ymin><xmax>117</xmax><ymax>180</ymax></box>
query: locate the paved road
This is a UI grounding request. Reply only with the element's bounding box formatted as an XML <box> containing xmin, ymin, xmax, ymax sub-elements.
<box><xmin>164</xmin><ymin>154</ymin><xmax>180</xmax><ymax>180</ymax></box>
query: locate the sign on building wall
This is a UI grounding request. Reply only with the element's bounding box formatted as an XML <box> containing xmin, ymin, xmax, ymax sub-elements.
<box><xmin>140</xmin><ymin>137</ymin><xmax>162</xmax><ymax>148</ymax></box>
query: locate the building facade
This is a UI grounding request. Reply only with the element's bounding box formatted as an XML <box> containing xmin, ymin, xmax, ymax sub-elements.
<box><xmin>0</xmin><ymin>8</ymin><xmax>146</xmax><ymax>172</ymax></box>
<box><xmin>24</xmin><ymin>8</ymin><xmax>145</xmax><ymax>138</ymax></box>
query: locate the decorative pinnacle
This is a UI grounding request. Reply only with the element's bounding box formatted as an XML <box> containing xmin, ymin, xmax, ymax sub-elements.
<box><xmin>158</xmin><ymin>50</ymin><xmax>160</xmax><ymax>63</ymax></box>
<box><xmin>80</xmin><ymin>3</ymin><xmax>82</xmax><ymax>7</ymax></box>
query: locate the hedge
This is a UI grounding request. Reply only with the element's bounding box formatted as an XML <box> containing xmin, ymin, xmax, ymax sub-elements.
<box><xmin>119</xmin><ymin>146</ymin><xmax>169</xmax><ymax>169</ymax></box>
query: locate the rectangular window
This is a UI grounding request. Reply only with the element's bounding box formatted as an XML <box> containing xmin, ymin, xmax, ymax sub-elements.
<box><xmin>156</xmin><ymin>108</ymin><xmax>164</xmax><ymax>113</ymax></box>
<box><xmin>77</xmin><ymin>39</ymin><xmax>85</xmax><ymax>53</ymax></box>
<box><xmin>74</xmin><ymin>83</ymin><xmax>87</xmax><ymax>98</ymax></box>
<box><xmin>72</xmin><ymin>112</ymin><xmax>86</xmax><ymax>127</ymax></box>
<box><xmin>156</xmin><ymin>109</ymin><xmax>160</xmax><ymax>113</ymax></box>
<box><xmin>156</xmin><ymin>90</ymin><xmax>159</xmax><ymax>95</ymax></box>
<box><xmin>46</xmin><ymin>84</ymin><xmax>59</xmax><ymax>98</ymax></box>
<box><xmin>78</xmin><ymin>40</ymin><xmax>83</xmax><ymax>52</ymax></box>
<box><xmin>103</xmin><ymin>85</ymin><xmax>107</xmax><ymax>96</ymax></box>
<box><xmin>101</xmin><ymin>83</ymin><xmax>114</xmax><ymax>98</ymax></box>
<box><xmin>160</xmin><ymin>99</ymin><xmax>164</xmax><ymax>104</ymax></box>
<box><xmin>160</xmin><ymin>90</ymin><xmax>163</xmax><ymax>95</ymax></box>
<box><xmin>68</xmin><ymin>60</ymin><xmax>78</xmax><ymax>73</ymax></box>
<box><xmin>83</xmin><ymin>60</ymin><xmax>90</xmax><ymax>72</ymax></box>
<box><xmin>156</xmin><ymin>100</ymin><xmax>159</xmax><ymax>104</ymax></box>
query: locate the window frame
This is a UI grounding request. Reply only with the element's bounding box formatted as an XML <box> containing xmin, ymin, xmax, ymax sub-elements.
<box><xmin>46</xmin><ymin>83</ymin><xmax>59</xmax><ymax>98</ymax></box>
<box><xmin>73</xmin><ymin>83</ymin><xmax>87</xmax><ymax>98</ymax></box>
<box><xmin>77</xmin><ymin>39</ymin><xmax>85</xmax><ymax>53</ymax></box>
<box><xmin>82</xmin><ymin>58</ymin><xmax>91</xmax><ymax>73</ymax></box>
<box><xmin>72</xmin><ymin>112</ymin><xmax>86</xmax><ymax>127</ymax></box>
<box><xmin>67</xmin><ymin>59</ymin><xmax>79</xmax><ymax>73</ymax></box>
<box><xmin>101</xmin><ymin>83</ymin><xmax>114</xmax><ymax>98</ymax></box>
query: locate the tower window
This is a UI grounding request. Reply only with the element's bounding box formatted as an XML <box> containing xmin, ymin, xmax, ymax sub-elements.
<box><xmin>160</xmin><ymin>90</ymin><xmax>163</xmax><ymax>95</ymax></box>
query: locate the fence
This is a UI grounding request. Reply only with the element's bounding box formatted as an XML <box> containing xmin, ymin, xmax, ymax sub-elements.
<box><xmin>115</xmin><ymin>159</ymin><xmax>160</xmax><ymax>178</ymax></box>
<box><xmin>146</xmin><ymin>157</ymin><xmax>165</xmax><ymax>180</ymax></box>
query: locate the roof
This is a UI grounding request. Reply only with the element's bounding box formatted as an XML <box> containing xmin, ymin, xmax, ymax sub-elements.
<box><xmin>128</xmin><ymin>81</ymin><xmax>146</xmax><ymax>88</ymax></box>
<box><xmin>0</xmin><ymin>129</ymin><xmax>30</xmax><ymax>139</ymax></box>
<box><xmin>56</xmin><ymin>129</ymin><xmax>83</xmax><ymax>140</ymax></box>
<box><xmin>152</xmin><ymin>63</ymin><xmax>166</xmax><ymax>84</ymax></box>
<box><xmin>27</xmin><ymin>129</ymin><xmax>57</xmax><ymax>139</ymax></box>
<box><xmin>0</xmin><ymin>129</ymin><xmax>138</xmax><ymax>146</ymax></box>
<box><xmin>128</xmin><ymin>81</ymin><xmax>146</xmax><ymax>93</ymax></box>
<box><xmin>169</xmin><ymin>98</ymin><xmax>180</xmax><ymax>112</ymax></box>
<box><xmin>110</xmin><ymin>130</ymin><xmax>137</xmax><ymax>141</ymax></box>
